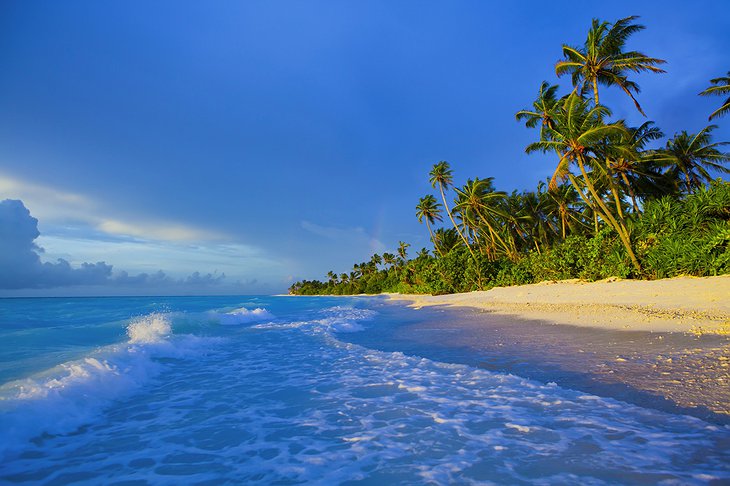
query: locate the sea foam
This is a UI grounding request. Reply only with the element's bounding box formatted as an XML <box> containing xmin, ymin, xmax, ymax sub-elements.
<box><xmin>0</xmin><ymin>312</ymin><xmax>218</xmax><ymax>458</ymax></box>
<box><xmin>213</xmin><ymin>306</ymin><xmax>275</xmax><ymax>325</ymax></box>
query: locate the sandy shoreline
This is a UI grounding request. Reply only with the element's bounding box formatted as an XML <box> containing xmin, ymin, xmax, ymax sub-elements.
<box><xmin>380</xmin><ymin>276</ymin><xmax>730</xmax><ymax>420</ymax></box>
<box><xmin>385</xmin><ymin>275</ymin><xmax>730</xmax><ymax>335</ymax></box>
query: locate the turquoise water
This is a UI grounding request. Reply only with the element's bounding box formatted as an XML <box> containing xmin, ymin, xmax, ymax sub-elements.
<box><xmin>0</xmin><ymin>296</ymin><xmax>728</xmax><ymax>484</ymax></box>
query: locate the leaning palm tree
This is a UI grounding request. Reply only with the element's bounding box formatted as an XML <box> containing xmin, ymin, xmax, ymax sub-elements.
<box><xmin>653</xmin><ymin>125</ymin><xmax>730</xmax><ymax>193</ymax></box>
<box><xmin>429</xmin><ymin>161</ymin><xmax>475</xmax><ymax>258</ymax></box>
<box><xmin>525</xmin><ymin>93</ymin><xmax>641</xmax><ymax>271</ymax></box>
<box><xmin>555</xmin><ymin>15</ymin><xmax>666</xmax><ymax>115</ymax></box>
<box><xmin>699</xmin><ymin>71</ymin><xmax>730</xmax><ymax>121</ymax></box>
<box><xmin>416</xmin><ymin>195</ymin><xmax>444</xmax><ymax>256</ymax></box>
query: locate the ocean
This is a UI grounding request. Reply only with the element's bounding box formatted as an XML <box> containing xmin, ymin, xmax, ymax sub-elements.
<box><xmin>0</xmin><ymin>296</ymin><xmax>728</xmax><ymax>484</ymax></box>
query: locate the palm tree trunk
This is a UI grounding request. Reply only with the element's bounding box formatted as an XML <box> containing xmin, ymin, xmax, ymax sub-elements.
<box><xmin>439</xmin><ymin>184</ymin><xmax>476</xmax><ymax>259</ymax></box>
<box><xmin>474</xmin><ymin>208</ymin><xmax>510</xmax><ymax>260</ymax></box>
<box><xmin>593</xmin><ymin>77</ymin><xmax>599</xmax><ymax>105</ymax></box>
<box><xmin>426</xmin><ymin>220</ymin><xmax>444</xmax><ymax>258</ymax></box>
<box><xmin>574</xmin><ymin>158</ymin><xmax>641</xmax><ymax>272</ymax></box>
<box><xmin>620</xmin><ymin>173</ymin><xmax>641</xmax><ymax>214</ymax></box>
<box><xmin>609</xmin><ymin>183</ymin><xmax>625</xmax><ymax>224</ymax></box>
<box><xmin>682</xmin><ymin>167</ymin><xmax>693</xmax><ymax>193</ymax></box>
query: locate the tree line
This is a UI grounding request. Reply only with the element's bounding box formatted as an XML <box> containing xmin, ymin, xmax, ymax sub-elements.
<box><xmin>290</xmin><ymin>16</ymin><xmax>729</xmax><ymax>296</ymax></box>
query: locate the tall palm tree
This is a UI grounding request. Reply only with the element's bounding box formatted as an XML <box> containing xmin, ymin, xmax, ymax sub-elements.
<box><xmin>516</xmin><ymin>81</ymin><xmax>561</xmax><ymax>137</ymax></box>
<box><xmin>699</xmin><ymin>71</ymin><xmax>730</xmax><ymax>121</ymax></box>
<box><xmin>654</xmin><ymin>125</ymin><xmax>730</xmax><ymax>193</ymax></box>
<box><xmin>555</xmin><ymin>15</ymin><xmax>666</xmax><ymax>115</ymax></box>
<box><xmin>416</xmin><ymin>195</ymin><xmax>444</xmax><ymax>256</ymax></box>
<box><xmin>429</xmin><ymin>161</ymin><xmax>475</xmax><ymax>258</ymax></box>
<box><xmin>525</xmin><ymin>93</ymin><xmax>641</xmax><ymax>271</ymax></box>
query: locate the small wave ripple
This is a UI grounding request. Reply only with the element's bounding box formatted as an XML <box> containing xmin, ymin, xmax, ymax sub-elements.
<box><xmin>210</xmin><ymin>306</ymin><xmax>275</xmax><ymax>325</ymax></box>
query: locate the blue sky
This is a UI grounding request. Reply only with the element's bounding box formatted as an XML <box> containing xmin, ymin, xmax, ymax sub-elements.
<box><xmin>1</xmin><ymin>0</ymin><xmax>728</xmax><ymax>295</ymax></box>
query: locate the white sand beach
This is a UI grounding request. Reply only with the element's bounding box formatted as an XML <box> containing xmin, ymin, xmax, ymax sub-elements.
<box><xmin>386</xmin><ymin>275</ymin><xmax>730</xmax><ymax>334</ymax></box>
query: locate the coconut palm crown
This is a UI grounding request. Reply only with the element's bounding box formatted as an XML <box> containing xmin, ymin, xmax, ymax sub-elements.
<box><xmin>516</xmin><ymin>81</ymin><xmax>561</xmax><ymax>138</ymax></box>
<box><xmin>654</xmin><ymin>125</ymin><xmax>730</xmax><ymax>193</ymax></box>
<box><xmin>416</xmin><ymin>195</ymin><xmax>444</xmax><ymax>256</ymax></box>
<box><xmin>555</xmin><ymin>15</ymin><xmax>666</xmax><ymax>116</ymax></box>
<box><xmin>699</xmin><ymin>71</ymin><xmax>730</xmax><ymax>121</ymax></box>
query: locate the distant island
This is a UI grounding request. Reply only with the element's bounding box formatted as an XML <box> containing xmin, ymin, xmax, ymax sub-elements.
<box><xmin>290</xmin><ymin>16</ymin><xmax>730</xmax><ymax>296</ymax></box>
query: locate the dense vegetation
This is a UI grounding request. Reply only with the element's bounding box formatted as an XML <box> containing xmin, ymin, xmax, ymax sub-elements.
<box><xmin>290</xmin><ymin>16</ymin><xmax>730</xmax><ymax>296</ymax></box>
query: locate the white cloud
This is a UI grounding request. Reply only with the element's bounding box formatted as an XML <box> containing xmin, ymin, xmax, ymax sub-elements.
<box><xmin>0</xmin><ymin>198</ymin><xmax>287</xmax><ymax>293</ymax></box>
<box><xmin>0</xmin><ymin>172</ymin><xmax>222</xmax><ymax>242</ymax></box>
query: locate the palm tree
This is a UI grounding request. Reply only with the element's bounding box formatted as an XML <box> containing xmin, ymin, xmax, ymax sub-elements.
<box><xmin>382</xmin><ymin>252</ymin><xmax>396</xmax><ymax>268</ymax></box>
<box><xmin>397</xmin><ymin>241</ymin><xmax>410</xmax><ymax>261</ymax></box>
<box><xmin>555</xmin><ymin>15</ymin><xmax>666</xmax><ymax>115</ymax></box>
<box><xmin>525</xmin><ymin>93</ymin><xmax>641</xmax><ymax>271</ymax></box>
<box><xmin>370</xmin><ymin>253</ymin><xmax>382</xmax><ymax>269</ymax></box>
<box><xmin>416</xmin><ymin>195</ymin><xmax>444</xmax><ymax>256</ymax></box>
<box><xmin>511</xmin><ymin>190</ymin><xmax>551</xmax><ymax>254</ymax></box>
<box><xmin>654</xmin><ymin>125</ymin><xmax>730</xmax><ymax>193</ymax></box>
<box><xmin>541</xmin><ymin>181</ymin><xmax>584</xmax><ymax>240</ymax></box>
<box><xmin>429</xmin><ymin>161</ymin><xmax>475</xmax><ymax>258</ymax></box>
<box><xmin>453</xmin><ymin>177</ymin><xmax>515</xmax><ymax>260</ymax></box>
<box><xmin>432</xmin><ymin>227</ymin><xmax>461</xmax><ymax>255</ymax></box>
<box><xmin>699</xmin><ymin>71</ymin><xmax>730</xmax><ymax>121</ymax></box>
<box><xmin>516</xmin><ymin>81</ymin><xmax>561</xmax><ymax>137</ymax></box>
<box><xmin>605</xmin><ymin>121</ymin><xmax>665</xmax><ymax>213</ymax></box>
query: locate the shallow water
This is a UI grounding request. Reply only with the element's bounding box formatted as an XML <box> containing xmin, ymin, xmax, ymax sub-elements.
<box><xmin>350</xmin><ymin>303</ymin><xmax>730</xmax><ymax>423</ymax></box>
<box><xmin>1</xmin><ymin>296</ymin><xmax>728</xmax><ymax>484</ymax></box>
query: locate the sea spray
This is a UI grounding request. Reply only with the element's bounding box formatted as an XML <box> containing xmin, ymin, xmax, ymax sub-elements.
<box><xmin>127</xmin><ymin>312</ymin><xmax>172</xmax><ymax>343</ymax></box>
<box><xmin>0</xmin><ymin>312</ymin><xmax>220</xmax><ymax>459</ymax></box>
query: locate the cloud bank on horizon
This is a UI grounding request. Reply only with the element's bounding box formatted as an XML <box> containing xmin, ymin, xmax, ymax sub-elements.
<box><xmin>0</xmin><ymin>198</ymin><xmax>228</xmax><ymax>293</ymax></box>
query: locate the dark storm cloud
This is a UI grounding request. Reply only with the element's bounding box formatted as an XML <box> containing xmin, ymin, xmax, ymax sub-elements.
<box><xmin>0</xmin><ymin>199</ymin><xmax>226</xmax><ymax>290</ymax></box>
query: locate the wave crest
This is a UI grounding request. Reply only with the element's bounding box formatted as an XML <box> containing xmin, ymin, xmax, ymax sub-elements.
<box><xmin>0</xmin><ymin>312</ymin><xmax>219</xmax><ymax>459</ymax></box>
<box><xmin>214</xmin><ymin>307</ymin><xmax>275</xmax><ymax>325</ymax></box>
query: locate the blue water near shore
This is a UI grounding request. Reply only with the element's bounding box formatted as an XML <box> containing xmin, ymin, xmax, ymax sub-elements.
<box><xmin>1</xmin><ymin>296</ymin><xmax>728</xmax><ymax>484</ymax></box>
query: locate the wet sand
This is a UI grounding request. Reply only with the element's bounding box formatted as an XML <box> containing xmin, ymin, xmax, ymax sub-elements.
<box><xmin>378</xmin><ymin>276</ymin><xmax>730</xmax><ymax>422</ymax></box>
